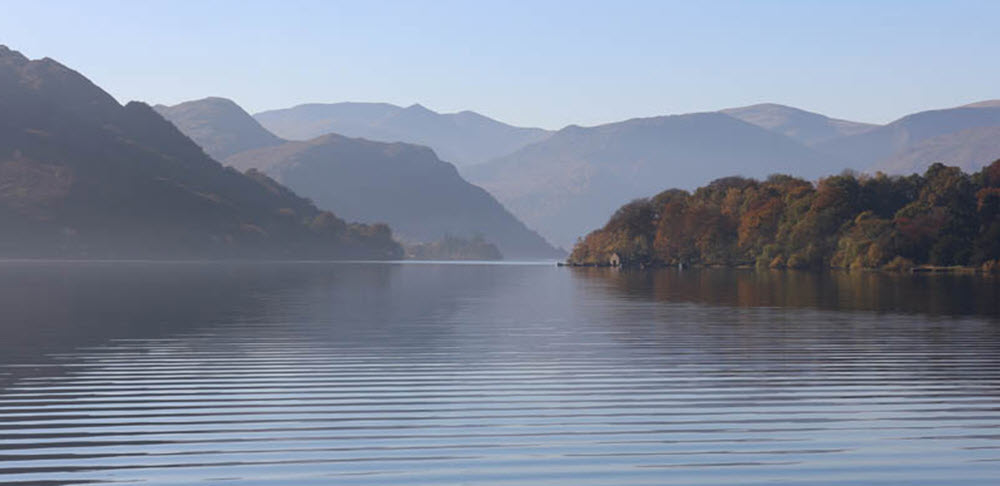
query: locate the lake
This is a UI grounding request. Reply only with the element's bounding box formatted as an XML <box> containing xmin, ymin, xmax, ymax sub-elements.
<box><xmin>1</xmin><ymin>261</ymin><xmax>999</xmax><ymax>485</ymax></box>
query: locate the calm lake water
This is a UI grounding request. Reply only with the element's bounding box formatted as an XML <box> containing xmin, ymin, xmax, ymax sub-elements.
<box><xmin>1</xmin><ymin>261</ymin><xmax>999</xmax><ymax>485</ymax></box>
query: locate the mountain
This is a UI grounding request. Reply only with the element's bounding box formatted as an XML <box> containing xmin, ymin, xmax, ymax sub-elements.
<box><xmin>463</xmin><ymin>112</ymin><xmax>839</xmax><ymax>248</ymax></box>
<box><xmin>721</xmin><ymin>103</ymin><xmax>877</xmax><ymax>146</ymax></box>
<box><xmin>724</xmin><ymin>101</ymin><xmax>1000</xmax><ymax>175</ymax></box>
<box><xmin>815</xmin><ymin>104</ymin><xmax>1000</xmax><ymax>170</ymax></box>
<box><xmin>962</xmin><ymin>100</ymin><xmax>1000</xmax><ymax>108</ymax></box>
<box><xmin>225</xmin><ymin>133</ymin><xmax>563</xmax><ymax>259</ymax></box>
<box><xmin>153</xmin><ymin>97</ymin><xmax>284</xmax><ymax>160</ymax></box>
<box><xmin>253</xmin><ymin>102</ymin><xmax>551</xmax><ymax>166</ymax></box>
<box><xmin>0</xmin><ymin>45</ymin><xmax>401</xmax><ymax>259</ymax></box>
<box><xmin>874</xmin><ymin>126</ymin><xmax>1000</xmax><ymax>175</ymax></box>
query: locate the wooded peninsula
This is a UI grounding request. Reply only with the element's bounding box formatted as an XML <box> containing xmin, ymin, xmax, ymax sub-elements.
<box><xmin>568</xmin><ymin>160</ymin><xmax>1000</xmax><ymax>272</ymax></box>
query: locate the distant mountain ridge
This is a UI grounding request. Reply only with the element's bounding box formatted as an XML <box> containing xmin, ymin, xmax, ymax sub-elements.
<box><xmin>7</xmin><ymin>43</ymin><xmax>997</xmax><ymax>256</ymax></box>
<box><xmin>254</xmin><ymin>102</ymin><xmax>552</xmax><ymax>166</ymax></box>
<box><xmin>816</xmin><ymin>105</ymin><xmax>1000</xmax><ymax>171</ymax></box>
<box><xmin>247</xmin><ymin>98</ymin><xmax>1000</xmax><ymax>248</ymax></box>
<box><xmin>464</xmin><ymin>112</ymin><xmax>841</xmax><ymax>248</ymax></box>
<box><xmin>874</xmin><ymin>126</ymin><xmax>1000</xmax><ymax>175</ymax></box>
<box><xmin>962</xmin><ymin>100</ymin><xmax>1000</xmax><ymax>109</ymax></box>
<box><xmin>0</xmin><ymin>45</ymin><xmax>402</xmax><ymax>259</ymax></box>
<box><xmin>156</xmin><ymin>98</ymin><xmax>563</xmax><ymax>259</ymax></box>
<box><xmin>721</xmin><ymin>103</ymin><xmax>877</xmax><ymax>146</ymax></box>
<box><xmin>722</xmin><ymin>101</ymin><xmax>1000</xmax><ymax>176</ymax></box>
<box><xmin>723</xmin><ymin>101</ymin><xmax>1000</xmax><ymax>176</ymax></box>
<box><xmin>135</xmin><ymin>93</ymin><xmax>1000</xmax><ymax>252</ymax></box>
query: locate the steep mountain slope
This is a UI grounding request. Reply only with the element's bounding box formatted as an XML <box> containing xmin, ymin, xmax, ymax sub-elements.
<box><xmin>464</xmin><ymin>112</ymin><xmax>839</xmax><ymax>248</ymax></box>
<box><xmin>0</xmin><ymin>45</ymin><xmax>401</xmax><ymax>259</ymax></box>
<box><xmin>815</xmin><ymin>105</ymin><xmax>1000</xmax><ymax>169</ymax></box>
<box><xmin>153</xmin><ymin>97</ymin><xmax>284</xmax><ymax>160</ymax></box>
<box><xmin>226</xmin><ymin>134</ymin><xmax>563</xmax><ymax>259</ymax></box>
<box><xmin>721</xmin><ymin>103</ymin><xmax>877</xmax><ymax>146</ymax></box>
<box><xmin>873</xmin><ymin>126</ymin><xmax>1000</xmax><ymax>175</ymax></box>
<box><xmin>254</xmin><ymin>102</ymin><xmax>551</xmax><ymax>166</ymax></box>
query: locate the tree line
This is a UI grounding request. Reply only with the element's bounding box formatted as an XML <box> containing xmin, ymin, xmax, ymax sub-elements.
<box><xmin>406</xmin><ymin>235</ymin><xmax>503</xmax><ymax>261</ymax></box>
<box><xmin>568</xmin><ymin>160</ymin><xmax>1000</xmax><ymax>271</ymax></box>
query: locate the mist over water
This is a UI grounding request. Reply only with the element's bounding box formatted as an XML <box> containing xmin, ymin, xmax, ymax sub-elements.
<box><xmin>1</xmin><ymin>262</ymin><xmax>999</xmax><ymax>485</ymax></box>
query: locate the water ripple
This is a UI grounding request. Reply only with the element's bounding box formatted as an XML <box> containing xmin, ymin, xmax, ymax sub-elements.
<box><xmin>1</xmin><ymin>263</ymin><xmax>998</xmax><ymax>485</ymax></box>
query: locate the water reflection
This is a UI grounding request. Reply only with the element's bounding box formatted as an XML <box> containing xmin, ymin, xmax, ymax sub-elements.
<box><xmin>0</xmin><ymin>262</ymin><xmax>998</xmax><ymax>485</ymax></box>
<box><xmin>573</xmin><ymin>267</ymin><xmax>1000</xmax><ymax>316</ymax></box>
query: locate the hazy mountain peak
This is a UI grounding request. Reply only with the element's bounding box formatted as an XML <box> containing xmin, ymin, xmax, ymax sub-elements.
<box><xmin>155</xmin><ymin>95</ymin><xmax>242</xmax><ymax>111</ymax></box>
<box><xmin>873</xmin><ymin>125</ymin><xmax>1000</xmax><ymax>175</ymax></box>
<box><xmin>406</xmin><ymin>102</ymin><xmax>432</xmax><ymax>112</ymax></box>
<box><xmin>0</xmin><ymin>45</ymin><xmax>29</xmax><ymax>65</ymax></box>
<box><xmin>0</xmin><ymin>46</ymin><xmax>122</xmax><ymax>123</ymax></box>
<box><xmin>181</xmin><ymin>96</ymin><xmax>241</xmax><ymax>108</ymax></box>
<box><xmin>816</xmin><ymin>103</ymin><xmax>1000</xmax><ymax>172</ymax></box>
<box><xmin>632</xmin><ymin>111</ymin><xmax>729</xmax><ymax>124</ymax></box>
<box><xmin>721</xmin><ymin>103</ymin><xmax>877</xmax><ymax>146</ymax></box>
<box><xmin>963</xmin><ymin>99</ymin><xmax>1000</xmax><ymax>109</ymax></box>
<box><xmin>731</xmin><ymin>102</ymin><xmax>798</xmax><ymax>111</ymax></box>
<box><xmin>153</xmin><ymin>96</ymin><xmax>249</xmax><ymax>118</ymax></box>
<box><xmin>301</xmin><ymin>131</ymin><xmax>436</xmax><ymax>156</ymax></box>
<box><xmin>155</xmin><ymin>96</ymin><xmax>285</xmax><ymax>160</ymax></box>
<box><xmin>399</xmin><ymin>103</ymin><xmax>440</xmax><ymax>122</ymax></box>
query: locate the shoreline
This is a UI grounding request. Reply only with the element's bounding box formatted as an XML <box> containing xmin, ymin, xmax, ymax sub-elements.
<box><xmin>558</xmin><ymin>261</ymin><xmax>998</xmax><ymax>275</ymax></box>
<box><xmin>0</xmin><ymin>258</ymin><xmax>558</xmax><ymax>266</ymax></box>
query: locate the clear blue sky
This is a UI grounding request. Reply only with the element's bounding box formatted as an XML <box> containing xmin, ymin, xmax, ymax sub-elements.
<box><xmin>1</xmin><ymin>0</ymin><xmax>997</xmax><ymax>129</ymax></box>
